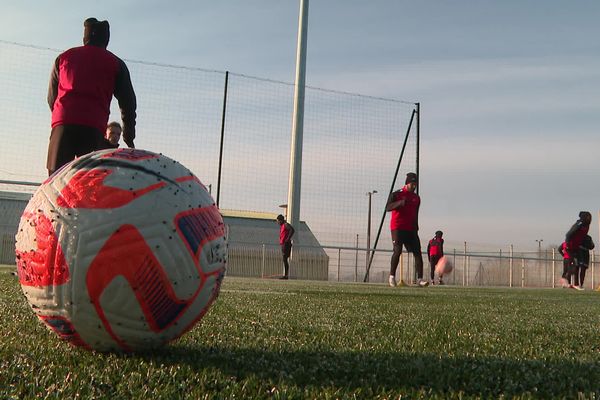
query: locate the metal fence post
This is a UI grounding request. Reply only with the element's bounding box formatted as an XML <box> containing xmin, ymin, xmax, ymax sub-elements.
<box><xmin>452</xmin><ymin>248</ymin><xmax>456</xmax><ymax>285</ymax></box>
<box><xmin>354</xmin><ymin>234</ymin><xmax>359</xmax><ymax>283</ymax></box>
<box><xmin>521</xmin><ymin>257</ymin><xmax>525</xmax><ymax>288</ymax></box>
<box><xmin>337</xmin><ymin>248</ymin><xmax>341</xmax><ymax>282</ymax></box>
<box><xmin>463</xmin><ymin>242</ymin><xmax>467</xmax><ymax>286</ymax></box>
<box><xmin>551</xmin><ymin>247</ymin><xmax>556</xmax><ymax>288</ymax></box>
<box><xmin>544</xmin><ymin>248</ymin><xmax>549</xmax><ymax>287</ymax></box>
<box><xmin>591</xmin><ymin>251</ymin><xmax>595</xmax><ymax>289</ymax></box>
<box><xmin>499</xmin><ymin>248</ymin><xmax>502</xmax><ymax>269</ymax></box>
<box><xmin>261</xmin><ymin>243</ymin><xmax>265</xmax><ymax>278</ymax></box>
<box><xmin>509</xmin><ymin>244</ymin><xmax>513</xmax><ymax>288</ymax></box>
<box><xmin>466</xmin><ymin>256</ymin><xmax>470</xmax><ymax>286</ymax></box>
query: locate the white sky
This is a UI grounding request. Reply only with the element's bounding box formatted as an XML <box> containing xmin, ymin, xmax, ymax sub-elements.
<box><xmin>1</xmin><ymin>0</ymin><xmax>599</xmax><ymax>250</ymax></box>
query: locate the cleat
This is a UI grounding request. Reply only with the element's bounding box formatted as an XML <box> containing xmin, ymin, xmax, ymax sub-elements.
<box><xmin>418</xmin><ymin>279</ymin><xmax>429</xmax><ymax>287</ymax></box>
<box><xmin>388</xmin><ymin>275</ymin><xmax>397</xmax><ymax>287</ymax></box>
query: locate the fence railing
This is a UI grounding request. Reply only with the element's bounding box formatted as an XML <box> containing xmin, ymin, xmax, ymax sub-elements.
<box><xmin>222</xmin><ymin>242</ymin><xmax>600</xmax><ymax>289</ymax></box>
<box><xmin>2</xmin><ymin>239</ymin><xmax>598</xmax><ymax>290</ymax></box>
<box><xmin>322</xmin><ymin>245</ymin><xmax>598</xmax><ymax>289</ymax></box>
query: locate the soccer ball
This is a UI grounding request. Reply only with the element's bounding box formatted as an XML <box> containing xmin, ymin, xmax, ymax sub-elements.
<box><xmin>435</xmin><ymin>255</ymin><xmax>453</xmax><ymax>277</ymax></box>
<box><xmin>15</xmin><ymin>149</ymin><xmax>227</xmax><ymax>352</ymax></box>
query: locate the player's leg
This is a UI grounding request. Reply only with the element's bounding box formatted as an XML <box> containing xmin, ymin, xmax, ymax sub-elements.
<box><xmin>47</xmin><ymin>125</ymin><xmax>75</xmax><ymax>175</ymax></box>
<box><xmin>573</xmin><ymin>264</ymin><xmax>581</xmax><ymax>287</ymax></box>
<box><xmin>579</xmin><ymin>265</ymin><xmax>587</xmax><ymax>288</ymax></box>
<box><xmin>414</xmin><ymin>252</ymin><xmax>426</xmax><ymax>286</ymax></box>
<box><xmin>565</xmin><ymin>258</ymin><xmax>578</xmax><ymax>288</ymax></box>
<box><xmin>47</xmin><ymin>125</ymin><xmax>106</xmax><ymax>175</ymax></box>
<box><xmin>430</xmin><ymin>255</ymin><xmax>439</xmax><ymax>283</ymax></box>
<box><xmin>405</xmin><ymin>232</ymin><xmax>427</xmax><ymax>286</ymax></box>
<box><xmin>561</xmin><ymin>259</ymin><xmax>570</xmax><ymax>287</ymax></box>
<box><xmin>73</xmin><ymin>125</ymin><xmax>107</xmax><ymax>157</ymax></box>
<box><xmin>281</xmin><ymin>243</ymin><xmax>291</xmax><ymax>279</ymax></box>
<box><xmin>282</xmin><ymin>255</ymin><xmax>289</xmax><ymax>278</ymax></box>
<box><xmin>389</xmin><ymin>230</ymin><xmax>402</xmax><ymax>286</ymax></box>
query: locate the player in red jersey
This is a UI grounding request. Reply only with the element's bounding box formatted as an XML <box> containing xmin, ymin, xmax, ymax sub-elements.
<box><xmin>427</xmin><ymin>230</ymin><xmax>444</xmax><ymax>284</ymax></box>
<box><xmin>47</xmin><ymin>18</ymin><xmax>137</xmax><ymax>175</ymax></box>
<box><xmin>557</xmin><ymin>242</ymin><xmax>573</xmax><ymax>288</ymax></box>
<box><xmin>386</xmin><ymin>172</ymin><xmax>428</xmax><ymax>287</ymax></box>
<box><xmin>276</xmin><ymin>214</ymin><xmax>295</xmax><ymax>279</ymax></box>
<box><xmin>559</xmin><ymin>211</ymin><xmax>592</xmax><ymax>290</ymax></box>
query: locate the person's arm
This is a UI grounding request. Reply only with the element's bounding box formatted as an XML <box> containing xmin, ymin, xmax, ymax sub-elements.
<box><xmin>557</xmin><ymin>244</ymin><xmax>564</xmax><ymax>257</ymax></box>
<box><xmin>440</xmin><ymin>239</ymin><xmax>444</xmax><ymax>256</ymax></box>
<box><xmin>565</xmin><ymin>221</ymin><xmax>581</xmax><ymax>250</ymax></box>
<box><xmin>385</xmin><ymin>191</ymin><xmax>404</xmax><ymax>211</ymax></box>
<box><xmin>47</xmin><ymin>56</ymin><xmax>60</xmax><ymax>110</ymax></box>
<box><xmin>426</xmin><ymin>241</ymin><xmax>431</xmax><ymax>261</ymax></box>
<box><xmin>287</xmin><ymin>223</ymin><xmax>295</xmax><ymax>242</ymax></box>
<box><xmin>582</xmin><ymin>236</ymin><xmax>595</xmax><ymax>251</ymax></box>
<box><xmin>114</xmin><ymin>58</ymin><xmax>137</xmax><ymax>148</ymax></box>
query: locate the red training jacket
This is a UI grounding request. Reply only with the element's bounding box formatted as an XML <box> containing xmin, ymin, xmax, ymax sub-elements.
<box><xmin>48</xmin><ymin>44</ymin><xmax>136</xmax><ymax>141</ymax></box>
<box><xmin>389</xmin><ymin>188</ymin><xmax>420</xmax><ymax>231</ymax></box>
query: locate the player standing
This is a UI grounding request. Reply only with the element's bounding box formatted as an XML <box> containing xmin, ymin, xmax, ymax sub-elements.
<box><xmin>386</xmin><ymin>172</ymin><xmax>428</xmax><ymax>287</ymax></box>
<box><xmin>47</xmin><ymin>18</ymin><xmax>136</xmax><ymax>175</ymax></box>
<box><xmin>276</xmin><ymin>214</ymin><xmax>295</xmax><ymax>280</ymax></box>
<box><xmin>427</xmin><ymin>230</ymin><xmax>444</xmax><ymax>284</ymax></box>
<box><xmin>560</xmin><ymin>211</ymin><xmax>592</xmax><ymax>290</ymax></box>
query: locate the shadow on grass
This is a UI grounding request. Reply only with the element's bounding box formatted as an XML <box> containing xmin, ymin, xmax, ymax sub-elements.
<box><xmin>144</xmin><ymin>344</ymin><xmax>600</xmax><ymax>398</ymax></box>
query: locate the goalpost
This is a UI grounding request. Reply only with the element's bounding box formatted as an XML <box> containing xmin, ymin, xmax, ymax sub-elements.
<box><xmin>364</xmin><ymin>104</ymin><xmax>419</xmax><ymax>283</ymax></box>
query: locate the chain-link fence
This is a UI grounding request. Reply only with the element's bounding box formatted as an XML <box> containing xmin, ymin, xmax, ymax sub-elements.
<box><xmin>0</xmin><ymin>40</ymin><xmax>419</xmax><ymax>251</ymax></box>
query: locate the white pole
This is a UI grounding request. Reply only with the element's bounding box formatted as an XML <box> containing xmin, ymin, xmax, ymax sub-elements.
<box><xmin>287</xmin><ymin>0</ymin><xmax>309</xmax><ymax>229</ymax></box>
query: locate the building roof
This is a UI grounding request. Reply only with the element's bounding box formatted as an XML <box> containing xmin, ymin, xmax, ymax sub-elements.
<box><xmin>0</xmin><ymin>193</ymin><xmax>325</xmax><ymax>255</ymax></box>
<box><xmin>222</xmin><ymin>213</ymin><xmax>325</xmax><ymax>254</ymax></box>
<box><xmin>0</xmin><ymin>190</ymin><xmax>33</xmax><ymax>201</ymax></box>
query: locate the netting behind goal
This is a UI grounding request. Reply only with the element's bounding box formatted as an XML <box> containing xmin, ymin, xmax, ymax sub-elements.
<box><xmin>0</xmin><ymin>40</ymin><xmax>418</xmax><ymax>257</ymax></box>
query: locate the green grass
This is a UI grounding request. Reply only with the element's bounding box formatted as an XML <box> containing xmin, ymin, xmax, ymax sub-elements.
<box><xmin>1</xmin><ymin>271</ymin><xmax>599</xmax><ymax>399</ymax></box>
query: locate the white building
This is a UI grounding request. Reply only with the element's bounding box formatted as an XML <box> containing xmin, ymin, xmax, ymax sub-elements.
<box><xmin>0</xmin><ymin>192</ymin><xmax>328</xmax><ymax>279</ymax></box>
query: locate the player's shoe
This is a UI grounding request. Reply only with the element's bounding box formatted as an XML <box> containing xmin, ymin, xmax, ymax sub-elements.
<box><xmin>574</xmin><ymin>285</ymin><xmax>584</xmax><ymax>291</ymax></box>
<box><xmin>388</xmin><ymin>276</ymin><xmax>397</xmax><ymax>287</ymax></box>
<box><xmin>418</xmin><ymin>279</ymin><xmax>429</xmax><ymax>287</ymax></box>
<box><xmin>438</xmin><ymin>278</ymin><xmax>445</xmax><ymax>285</ymax></box>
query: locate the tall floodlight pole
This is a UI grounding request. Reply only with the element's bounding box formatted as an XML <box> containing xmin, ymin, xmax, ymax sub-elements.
<box><xmin>287</xmin><ymin>0</ymin><xmax>309</xmax><ymax>229</ymax></box>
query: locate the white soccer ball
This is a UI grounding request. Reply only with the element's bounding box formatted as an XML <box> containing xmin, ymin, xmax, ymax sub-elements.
<box><xmin>435</xmin><ymin>255</ymin><xmax>453</xmax><ymax>277</ymax></box>
<box><xmin>15</xmin><ymin>149</ymin><xmax>227</xmax><ymax>352</ymax></box>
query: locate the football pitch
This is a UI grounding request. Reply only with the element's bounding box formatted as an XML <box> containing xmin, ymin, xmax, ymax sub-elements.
<box><xmin>1</xmin><ymin>270</ymin><xmax>599</xmax><ymax>399</ymax></box>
